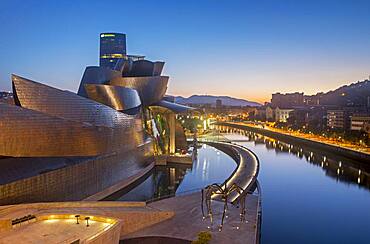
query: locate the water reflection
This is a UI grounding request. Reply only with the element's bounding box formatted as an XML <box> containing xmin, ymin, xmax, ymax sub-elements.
<box><xmin>214</xmin><ymin>125</ymin><xmax>370</xmax><ymax>191</ymax></box>
<box><xmin>112</xmin><ymin>144</ymin><xmax>236</xmax><ymax>201</ymax></box>
<box><xmin>212</xmin><ymin>125</ymin><xmax>370</xmax><ymax>243</ymax></box>
<box><xmin>109</xmin><ymin>164</ymin><xmax>191</xmax><ymax>201</ymax></box>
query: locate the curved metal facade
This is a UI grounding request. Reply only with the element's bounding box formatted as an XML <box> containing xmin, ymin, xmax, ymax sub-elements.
<box><xmin>77</xmin><ymin>66</ymin><xmax>122</xmax><ymax>98</ymax></box>
<box><xmin>8</xmin><ymin>74</ymin><xmax>146</xmax><ymax>157</ymax></box>
<box><xmin>0</xmin><ymin>34</ymin><xmax>182</xmax><ymax>205</ymax></box>
<box><xmin>109</xmin><ymin>76</ymin><xmax>168</xmax><ymax>105</ymax></box>
<box><xmin>84</xmin><ymin>84</ymin><xmax>141</xmax><ymax>111</ymax></box>
<box><xmin>0</xmin><ymin>140</ymin><xmax>154</xmax><ymax>204</ymax></box>
<box><xmin>0</xmin><ymin>103</ymin><xmax>118</xmax><ymax>157</ymax></box>
<box><xmin>13</xmin><ymin>75</ymin><xmax>135</xmax><ymax>128</ymax></box>
<box><xmin>127</xmin><ymin>60</ymin><xmax>165</xmax><ymax>77</ymax></box>
<box><xmin>152</xmin><ymin>62</ymin><xmax>165</xmax><ymax>76</ymax></box>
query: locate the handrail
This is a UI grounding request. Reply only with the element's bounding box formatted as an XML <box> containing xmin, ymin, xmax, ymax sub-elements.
<box><xmin>255</xmin><ymin>180</ymin><xmax>262</xmax><ymax>244</ymax></box>
<box><xmin>11</xmin><ymin>214</ymin><xmax>36</xmax><ymax>226</ymax></box>
<box><xmin>200</xmin><ymin>140</ymin><xmax>260</xmax><ymax>203</ymax></box>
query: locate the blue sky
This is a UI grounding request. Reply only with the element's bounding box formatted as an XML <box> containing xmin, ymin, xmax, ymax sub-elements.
<box><xmin>1</xmin><ymin>0</ymin><xmax>370</xmax><ymax>102</ymax></box>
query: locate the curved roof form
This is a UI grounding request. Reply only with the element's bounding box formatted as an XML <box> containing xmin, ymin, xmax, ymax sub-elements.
<box><xmin>84</xmin><ymin>84</ymin><xmax>141</xmax><ymax>111</ymax></box>
<box><xmin>152</xmin><ymin>100</ymin><xmax>194</xmax><ymax>114</ymax></box>
<box><xmin>12</xmin><ymin>74</ymin><xmax>133</xmax><ymax>128</ymax></box>
<box><xmin>109</xmin><ymin>76</ymin><xmax>168</xmax><ymax>106</ymax></box>
<box><xmin>126</xmin><ymin>60</ymin><xmax>165</xmax><ymax>77</ymax></box>
<box><xmin>77</xmin><ymin>66</ymin><xmax>122</xmax><ymax>98</ymax></box>
<box><xmin>0</xmin><ymin>103</ymin><xmax>116</xmax><ymax>157</ymax></box>
<box><xmin>152</xmin><ymin>62</ymin><xmax>165</xmax><ymax>76</ymax></box>
<box><xmin>8</xmin><ymin>74</ymin><xmax>147</xmax><ymax>157</ymax></box>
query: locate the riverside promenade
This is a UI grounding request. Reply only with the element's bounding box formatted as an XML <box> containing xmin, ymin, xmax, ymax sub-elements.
<box><xmin>217</xmin><ymin>122</ymin><xmax>370</xmax><ymax>164</ymax></box>
<box><xmin>124</xmin><ymin>191</ymin><xmax>259</xmax><ymax>244</ymax></box>
<box><xmin>122</xmin><ymin>141</ymin><xmax>261</xmax><ymax>244</ymax></box>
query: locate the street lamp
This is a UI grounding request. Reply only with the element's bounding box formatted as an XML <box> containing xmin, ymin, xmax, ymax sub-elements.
<box><xmin>85</xmin><ymin>217</ymin><xmax>90</xmax><ymax>227</ymax></box>
<box><xmin>75</xmin><ymin>215</ymin><xmax>80</xmax><ymax>224</ymax></box>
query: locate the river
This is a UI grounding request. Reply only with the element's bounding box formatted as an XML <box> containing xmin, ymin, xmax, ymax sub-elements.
<box><xmin>114</xmin><ymin>126</ymin><xmax>370</xmax><ymax>243</ymax></box>
<box><xmin>216</xmin><ymin>125</ymin><xmax>370</xmax><ymax>244</ymax></box>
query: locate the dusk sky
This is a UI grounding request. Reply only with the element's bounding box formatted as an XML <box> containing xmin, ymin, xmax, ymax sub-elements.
<box><xmin>1</xmin><ymin>0</ymin><xmax>370</xmax><ymax>103</ymax></box>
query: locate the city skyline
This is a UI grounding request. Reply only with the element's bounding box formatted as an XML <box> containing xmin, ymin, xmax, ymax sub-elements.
<box><xmin>1</xmin><ymin>0</ymin><xmax>370</xmax><ymax>103</ymax></box>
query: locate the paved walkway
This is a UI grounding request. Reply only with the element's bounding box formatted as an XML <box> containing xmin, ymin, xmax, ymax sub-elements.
<box><xmin>123</xmin><ymin>192</ymin><xmax>259</xmax><ymax>244</ymax></box>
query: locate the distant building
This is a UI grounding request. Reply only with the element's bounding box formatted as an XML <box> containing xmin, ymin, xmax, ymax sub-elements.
<box><xmin>99</xmin><ymin>33</ymin><xmax>127</xmax><ymax>70</ymax></box>
<box><xmin>287</xmin><ymin>107</ymin><xmax>309</xmax><ymax>127</ymax></box>
<box><xmin>275</xmin><ymin>107</ymin><xmax>294</xmax><ymax>122</ymax></box>
<box><xmin>0</xmin><ymin>91</ymin><xmax>12</xmax><ymax>98</ymax></box>
<box><xmin>216</xmin><ymin>99</ymin><xmax>222</xmax><ymax>109</ymax></box>
<box><xmin>0</xmin><ymin>91</ymin><xmax>13</xmax><ymax>104</ymax></box>
<box><xmin>327</xmin><ymin>110</ymin><xmax>348</xmax><ymax>130</ymax></box>
<box><xmin>255</xmin><ymin>107</ymin><xmax>267</xmax><ymax>121</ymax></box>
<box><xmin>286</xmin><ymin>106</ymin><xmax>327</xmax><ymax>131</ymax></box>
<box><xmin>271</xmin><ymin>92</ymin><xmax>304</xmax><ymax>107</ymax></box>
<box><xmin>304</xmin><ymin>92</ymin><xmax>323</xmax><ymax>105</ymax></box>
<box><xmin>351</xmin><ymin>114</ymin><xmax>370</xmax><ymax>132</ymax></box>
<box><xmin>265</xmin><ymin>106</ymin><xmax>275</xmax><ymax>121</ymax></box>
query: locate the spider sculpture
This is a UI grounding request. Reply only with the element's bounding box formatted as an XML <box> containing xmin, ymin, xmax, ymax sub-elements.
<box><xmin>201</xmin><ymin>181</ymin><xmax>247</xmax><ymax>231</ymax></box>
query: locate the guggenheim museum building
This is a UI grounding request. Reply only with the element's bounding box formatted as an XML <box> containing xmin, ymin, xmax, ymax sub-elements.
<box><xmin>0</xmin><ymin>33</ymin><xmax>191</xmax><ymax>205</ymax></box>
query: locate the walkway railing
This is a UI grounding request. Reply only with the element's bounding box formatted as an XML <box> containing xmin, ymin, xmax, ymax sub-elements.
<box><xmin>255</xmin><ymin>180</ymin><xmax>262</xmax><ymax>244</ymax></box>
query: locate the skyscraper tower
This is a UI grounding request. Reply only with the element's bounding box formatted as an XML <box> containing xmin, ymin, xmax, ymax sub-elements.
<box><xmin>99</xmin><ymin>33</ymin><xmax>126</xmax><ymax>70</ymax></box>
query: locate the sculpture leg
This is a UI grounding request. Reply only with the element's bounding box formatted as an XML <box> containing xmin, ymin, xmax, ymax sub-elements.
<box><xmin>201</xmin><ymin>189</ymin><xmax>205</xmax><ymax>218</ymax></box>
<box><xmin>206</xmin><ymin>198</ymin><xmax>211</xmax><ymax>216</ymax></box>
<box><xmin>240</xmin><ymin>195</ymin><xmax>246</xmax><ymax>222</ymax></box>
<box><xmin>219</xmin><ymin>195</ymin><xmax>228</xmax><ymax>231</ymax></box>
<box><xmin>208</xmin><ymin>199</ymin><xmax>213</xmax><ymax>228</ymax></box>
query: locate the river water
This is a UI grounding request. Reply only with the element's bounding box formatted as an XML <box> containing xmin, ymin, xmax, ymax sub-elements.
<box><xmin>114</xmin><ymin>126</ymin><xmax>370</xmax><ymax>243</ymax></box>
<box><xmin>216</xmin><ymin>126</ymin><xmax>370</xmax><ymax>244</ymax></box>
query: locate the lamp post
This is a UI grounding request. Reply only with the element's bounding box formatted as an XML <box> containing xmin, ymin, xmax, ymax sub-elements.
<box><xmin>85</xmin><ymin>217</ymin><xmax>90</xmax><ymax>227</ymax></box>
<box><xmin>75</xmin><ymin>215</ymin><xmax>80</xmax><ymax>224</ymax></box>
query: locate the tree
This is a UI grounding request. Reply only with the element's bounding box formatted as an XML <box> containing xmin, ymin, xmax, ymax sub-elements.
<box><xmin>192</xmin><ymin>231</ymin><xmax>212</xmax><ymax>244</ymax></box>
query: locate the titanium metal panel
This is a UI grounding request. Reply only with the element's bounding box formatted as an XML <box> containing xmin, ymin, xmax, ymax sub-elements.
<box><xmin>122</xmin><ymin>58</ymin><xmax>133</xmax><ymax>75</ymax></box>
<box><xmin>153</xmin><ymin>62</ymin><xmax>165</xmax><ymax>76</ymax></box>
<box><xmin>84</xmin><ymin>84</ymin><xmax>141</xmax><ymax>111</ymax></box>
<box><xmin>109</xmin><ymin>76</ymin><xmax>169</xmax><ymax>106</ymax></box>
<box><xmin>77</xmin><ymin>66</ymin><xmax>122</xmax><ymax>98</ymax></box>
<box><xmin>12</xmin><ymin>74</ymin><xmax>134</xmax><ymax>128</ymax></box>
<box><xmin>0</xmin><ymin>140</ymin><xmax>154</xmax><ymax>204</ymax></box>
<box><xmin>127</xmin><ymin>60</ymin><xmax>165</xmax><ymax>77</ymax></box>
<box><xmin>10</xmin><ymin>74</ymin><xmax>147</xmax><ymax>156</ymax></box>
<box><xmin>0</xmin><ymin>103</ymin><xmax>116</xmax><ymax>157</ymax></box>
